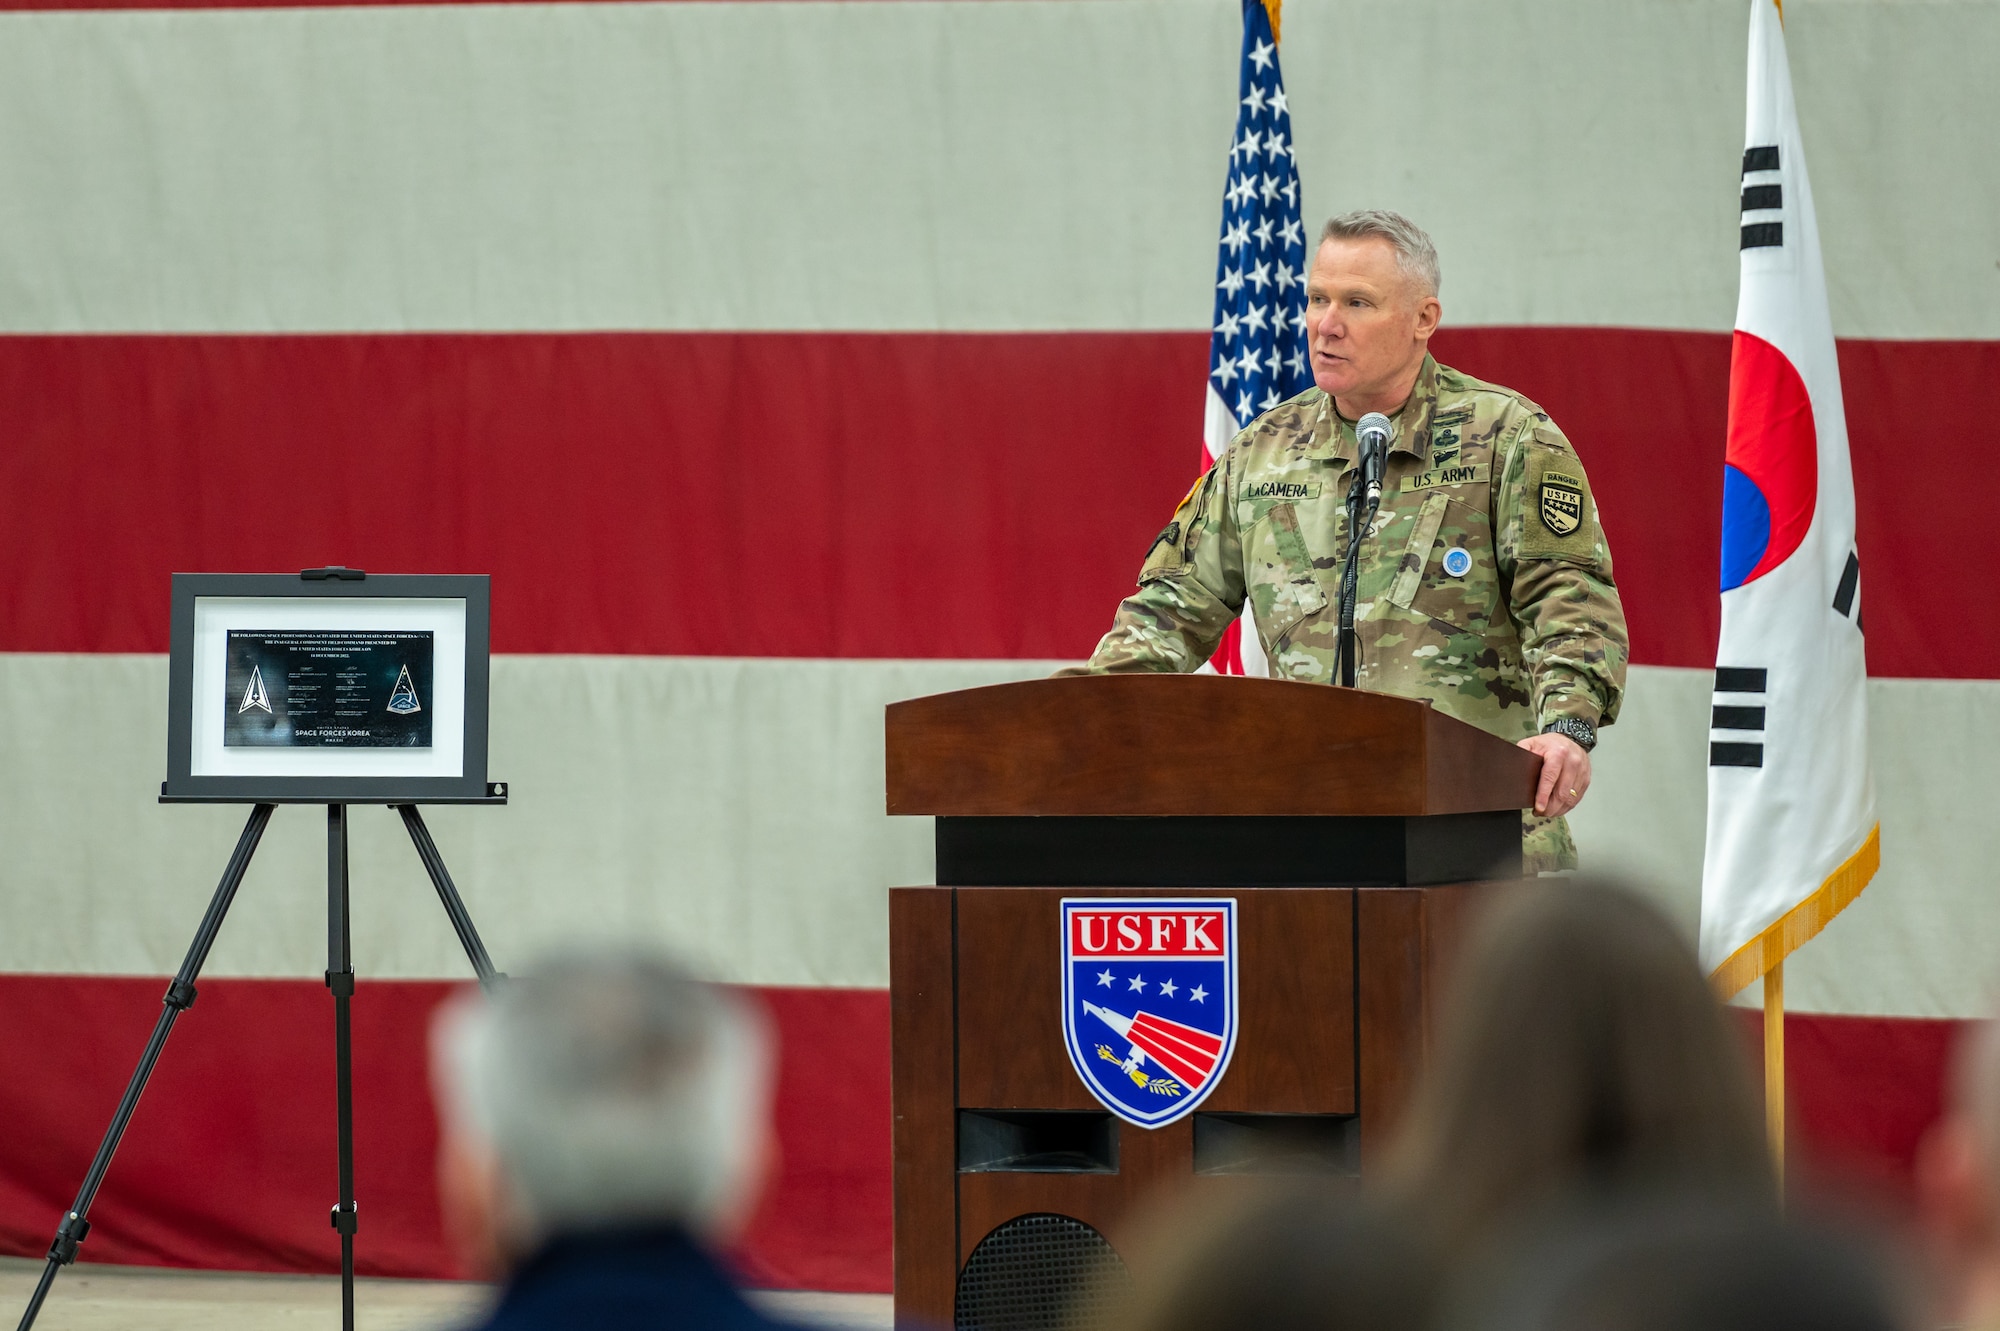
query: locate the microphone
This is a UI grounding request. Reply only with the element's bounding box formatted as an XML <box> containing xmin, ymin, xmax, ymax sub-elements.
<box><xmin>1336</xmin><ymin>412</ymin><xmax>1394</xmax><ymax>689</ymax></box>
<box><xmin>1357</xmin><ymin>413</ymin><xmax>1392</xmax><ymax>509</ymax></box>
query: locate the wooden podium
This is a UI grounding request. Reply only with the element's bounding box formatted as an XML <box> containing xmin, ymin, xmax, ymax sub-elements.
<box><xmin>886</xmin><ymin>675</ymin><xmax>1539</xmax><ymax>1329</ymax></box>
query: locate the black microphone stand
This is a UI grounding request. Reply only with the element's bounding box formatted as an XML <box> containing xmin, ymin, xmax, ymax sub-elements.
<box><xmin>1334</xmin><ymin>470</ymin><xmax>1381</xmax><ymax>688</ymax></box>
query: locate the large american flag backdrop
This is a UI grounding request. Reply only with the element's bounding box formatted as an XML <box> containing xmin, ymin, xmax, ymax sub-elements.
<box><xmin>1</xmin><ymin>0</ymin><xmax>1998</xmax><ymax>1291</ymax></box>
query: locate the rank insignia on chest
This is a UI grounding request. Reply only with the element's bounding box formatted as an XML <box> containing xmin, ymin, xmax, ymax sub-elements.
<box><xmin>1061</xmin><ymin>899</ymin><xmax>1238</xmax><ymax>1129</ymax></box>
<box><xmin>1539</xmin><ymin>473</ymin><xmax>1585</xmax><ymax>536</ymax></box>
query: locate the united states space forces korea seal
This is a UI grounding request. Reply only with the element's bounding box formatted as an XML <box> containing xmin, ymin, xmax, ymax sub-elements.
<box><xmin>1061</xmin><ymin>900</ymin><xmax>1238</xmax><ymax>1128</ymax></box>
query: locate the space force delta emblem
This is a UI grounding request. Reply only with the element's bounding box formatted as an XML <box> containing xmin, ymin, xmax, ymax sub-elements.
<box><xmin>1061</xmin><ymin>899</ymin><xmax>1238</xmax><ymax>1129</ymax></box>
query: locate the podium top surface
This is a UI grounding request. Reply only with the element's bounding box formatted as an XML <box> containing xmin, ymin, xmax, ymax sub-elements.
<box><xmin>886</xmin><ymin>674</ymin><xmax>1541</xmax><ymax>818</ymax></box>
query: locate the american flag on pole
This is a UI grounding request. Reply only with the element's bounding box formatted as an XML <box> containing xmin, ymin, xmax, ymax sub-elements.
<box><xmin>1701</xmin><ymin>0</ymin><xmax>1879</xmax><ymax>999</ymax></box>
<box><xmin>1202</xmin><ymin>0</ymin><xmax>1313</xmax><ymax>677</ymax></box>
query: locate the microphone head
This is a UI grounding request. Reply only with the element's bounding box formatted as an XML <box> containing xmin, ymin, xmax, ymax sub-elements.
<box><xmin>1357</xmin><ymin>412</ymin><xmax>1394</xmax><ymax>450</ymax></box>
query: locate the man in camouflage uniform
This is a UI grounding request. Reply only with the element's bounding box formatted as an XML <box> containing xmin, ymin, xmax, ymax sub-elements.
<box><xmin>1072</xmin><ymin>211</ymin><xmax>1627</xmax><ymax>872</ymax></box>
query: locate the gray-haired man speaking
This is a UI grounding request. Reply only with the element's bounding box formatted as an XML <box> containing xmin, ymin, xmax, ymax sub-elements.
<box><xmin>431</xmin><ymin>951</ymin><xmax>789</xmax><ymax>1331</ymax></box>
<box><xmin>1071</xmin><ymin>210</ymin><xmax>1629</xmax><ymax>873</ymax></box>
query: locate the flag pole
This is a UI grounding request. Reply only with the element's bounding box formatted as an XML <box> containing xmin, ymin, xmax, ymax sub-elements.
<box><xmin>1764</xmin><ymin>959</ymin><xmax>1785</xmax><ymax>1193</ymax></box>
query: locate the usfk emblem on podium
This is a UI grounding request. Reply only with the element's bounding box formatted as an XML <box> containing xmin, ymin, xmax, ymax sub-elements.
<box><xmin>1061</xmin><ymin>898</ymin><xmax>1238</xmax><ymax>1129</ymax></box>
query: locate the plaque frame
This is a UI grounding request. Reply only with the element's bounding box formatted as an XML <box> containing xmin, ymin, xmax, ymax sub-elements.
<box><xmin>20</xmin><ymin>570</ymin><xmax>506</xmax><ymax>1331</ymax></box>
<box><xmin>163</xmin><ymin>571</ymin><xmax>500</xmax><ymax>804</ymax></box>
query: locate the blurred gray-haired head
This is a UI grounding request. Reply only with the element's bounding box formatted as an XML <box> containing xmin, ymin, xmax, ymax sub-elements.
<box><xmin>431</xmin><ymin>949</ymin><xmax>774</xmax><ymax>1242</ymax></box>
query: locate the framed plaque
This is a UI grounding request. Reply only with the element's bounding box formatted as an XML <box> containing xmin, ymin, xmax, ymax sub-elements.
<box><xmin>163</xmin><ymin>572</ymin><xmax>499</xmax><ymax>803</ymax></box>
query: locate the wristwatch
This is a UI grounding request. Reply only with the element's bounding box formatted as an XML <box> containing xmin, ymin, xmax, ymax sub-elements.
<box><xmin>1542</xmin><ymin>717</ymin><xmax>1597</xmax><ymax>752</ymax></box>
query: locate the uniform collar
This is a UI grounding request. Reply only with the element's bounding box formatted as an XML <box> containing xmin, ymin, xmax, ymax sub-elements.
<box><xmin>1312</xmin><ymin>355</ymin><xmax>1441</xmax><ymax>465</ymax></box>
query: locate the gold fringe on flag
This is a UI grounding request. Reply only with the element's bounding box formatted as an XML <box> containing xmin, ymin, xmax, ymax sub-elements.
<box><xmin>1711</xmin><ymin>823</ymin><xmax>1880</xmax><ymax>1000</ymax></box>
<box><xmin>1262</xmin><ymin>0</ymin><xmax>1282</xmax><ymax>43</ymax></box>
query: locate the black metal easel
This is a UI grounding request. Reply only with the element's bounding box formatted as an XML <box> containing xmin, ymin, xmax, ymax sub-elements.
<box><xmin>15</xmin><ymin>800</ymin><xmax>501</xmax><ymax>1331</ymax></box>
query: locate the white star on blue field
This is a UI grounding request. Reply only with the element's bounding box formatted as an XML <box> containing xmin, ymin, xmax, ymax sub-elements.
<box><xmin>1090</xmin><ymin>963</ymin><xmax>1212</xmax><ymax>1008</ymax></box>
<box><xmin>1208</xmin><ymin>3</ymin><xmax>1312</xmax><ymax>429</ymax></box>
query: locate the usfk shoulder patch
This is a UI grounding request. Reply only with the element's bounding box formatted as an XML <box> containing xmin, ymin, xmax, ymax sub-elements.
<box><xmin>1402</xmin><ymin>462</ymin><xmax>1489</xmax><ymax>492</ymax></box>
<box><xmin>1244</xmin><ymin>479</ymin><xmax>1322</xmax><ymax>502</ymax></box>
<box><xmin>1518</xmin><ymin>449</ymin><xmax>1599</xmax><ymax>562</ymax></box>
<box><xmin>1538</xmin><ymin>472</ymin><xmax>1585</xmax><ymax>536</ymax></box>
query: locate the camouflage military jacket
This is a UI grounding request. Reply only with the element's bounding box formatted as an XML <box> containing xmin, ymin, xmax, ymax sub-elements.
<box><xmin>1076</xmin><ymin>355</ymin><xmax>1629</xmax><ymax>871</ymax></box>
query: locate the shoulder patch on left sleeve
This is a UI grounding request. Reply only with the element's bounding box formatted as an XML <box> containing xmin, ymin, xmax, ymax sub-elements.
<box><xmin>1140</xmin><ymin>467</ymin><xmax>1217</xmax><ymax>581</ymax></box>
<box><xmin>1518</xmin><ymin>444</ymin><xmax>1600</xmax><ymax>563</ymax></box>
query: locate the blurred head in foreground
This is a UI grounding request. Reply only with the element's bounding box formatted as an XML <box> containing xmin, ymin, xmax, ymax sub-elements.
<box><xmin>1459</xmin><ymin>1199</ymin><xmax>1908</xmax><ymax>1331</ymax></box>
<box><xmin>1117</xmin><ymin>1183</ymin><xmax>1444</xmax><ymax>1331</ymax></box>
<box><xmin>1385</xmin><ymin>880</ymin><xmax>1768</xmax><ymax>1251</ymax></box>
<box><xmin>430</xmin><ymin>949</ymin><xmax>775</xmax><ymax>1280</ymax></box>
<box><xmin>1917</xmin><ymin>1015</ymin><xmax>2000</xmax><ymax>1325</ymax></box>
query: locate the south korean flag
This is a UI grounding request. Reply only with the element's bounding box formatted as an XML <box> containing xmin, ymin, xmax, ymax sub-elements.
<box><xmin>1700</xmin><ymin>0</ymin><xmax>1879</xmax><ymax>998</ymax></box>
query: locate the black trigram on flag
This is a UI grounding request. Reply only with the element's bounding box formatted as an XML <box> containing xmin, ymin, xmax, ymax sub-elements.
<box><xmin>1833</xmin><ymin>550</ymin><xmax>1861</xmax><ymax>626</ymax></box>
<box><xmin>1711</xmin><ymin>667</ymin><xmax>1767</xmax><ymax>768</ymax></box>
<box><xmin>1741</xmin><ymin>144</ymin><xmax>1783</xmax><ymax>250</ymax></box>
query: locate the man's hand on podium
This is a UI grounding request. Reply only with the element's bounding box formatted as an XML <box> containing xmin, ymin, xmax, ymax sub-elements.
<box><xmin>1518</xmin><ymin>732</ymin><xmax>1592</xmax><ymax>819</ymax></box>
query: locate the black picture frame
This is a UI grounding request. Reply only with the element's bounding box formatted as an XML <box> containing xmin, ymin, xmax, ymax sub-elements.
<box><xmin>162</xmin><ymin>572</ymin><xmax>502</xmax><ymax>804</ymax></box>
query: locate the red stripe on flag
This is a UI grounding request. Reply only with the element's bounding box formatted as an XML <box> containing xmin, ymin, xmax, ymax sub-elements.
<box><xmin>0</xmin><ymin>332</ymin><xmax>1200</xmax><ymax>661</ymax></box>
<box><xmin>1731</xmin><ymin>1007</ymin><xmax>1964</xmax><ymax>1206</ymax></box>
<box><xmin>1429</xmin><ymin>327</ymin><xmax>1996</xmax><ymax>681</ymax></box>
<box><xmin>0</xmin><ymin>972</ymin><xmax>1970</xmax><ymax>1283</ymax></box>
<box><xmin>0</xmin><ymin>976</ymin><xmax>890</xmax><ymax>1291</ymax></box>
<box><xmin>0</xmin><ymin>329</ymin><xmax>1991</xmax><ymax>677</ymax></box>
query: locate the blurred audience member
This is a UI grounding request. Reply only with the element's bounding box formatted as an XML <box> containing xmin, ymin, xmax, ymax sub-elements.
<box><xmin>1384</xmin><ymin>880</ymin><xmax>1769</xmax><ymax>1251</ymax></box>
<box><xmin>1117</xmin><ymin>1182</ymin><xmax>1444</xmax><ymax>1331</ymax></box>
<box><xmin>430</xmin><ymin>950</ymin><xmax>783</xmax><ymax>1331</ymax></box>
<box><xmin>1918</xmin><ymin>1016</ymin><xmax>2000</xmax><ymax>1328</ymax></box>
<box><xmin>1458</xmin><ymin>1198</ymin><xmax>1909</xmax><ymax>1331</ymax></box>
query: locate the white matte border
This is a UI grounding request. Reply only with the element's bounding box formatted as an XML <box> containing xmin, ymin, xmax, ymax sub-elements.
<box><xmin>191</xmin><ymin>597</ymin><xmax>466</xmax><ymax>778</ymax></box>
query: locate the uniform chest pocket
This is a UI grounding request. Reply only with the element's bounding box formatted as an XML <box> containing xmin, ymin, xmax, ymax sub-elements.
<box><xmin>1247</xmin><ymin>500</ymin><xmax>1330</xmax><ymax>643</ymax></box>
<box><xmin>1386</xmin><ymin>491</ymin><xmax>1494</xmax><ymax>631</ymax></box>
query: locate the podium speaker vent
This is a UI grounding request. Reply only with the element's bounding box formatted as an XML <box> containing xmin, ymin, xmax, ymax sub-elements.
<box><xmin>955</xmin><ymin>1213</ymin><xmax>1130</xmax><ymax>1331</ymax></box>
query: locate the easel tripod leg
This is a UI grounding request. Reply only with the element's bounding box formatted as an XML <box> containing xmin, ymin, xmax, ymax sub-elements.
<box><xmin>397</xmin><ymin>805</ymin><xmax>501</xmax><ymax>988</ymax></box>
<box><xmin>15</xmin><ymin>803</ymin><xmax>276</xmax><ymax>1331</ymax></box>
<box><xmin>326</xmin><ymin>805</ymin><xmax>359</xmax><ymax>1331</ymax></box>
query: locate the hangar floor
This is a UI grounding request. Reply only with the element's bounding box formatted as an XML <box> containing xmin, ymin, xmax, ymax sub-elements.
<box><xmin>0</xmin><ymin>1258</ymin><xmax>893</xmax><ymax>1330</ymax></box>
